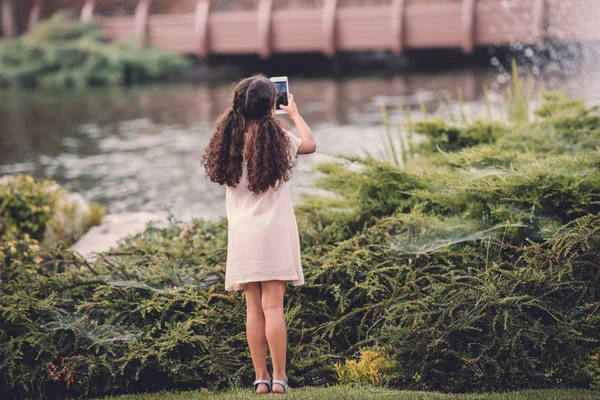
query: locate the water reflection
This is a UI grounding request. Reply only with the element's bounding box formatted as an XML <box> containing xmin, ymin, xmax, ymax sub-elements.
<box><xmin>0</xmin><ymin>67</ymin><xmax>598</xmax><ymax>221</ymax></box>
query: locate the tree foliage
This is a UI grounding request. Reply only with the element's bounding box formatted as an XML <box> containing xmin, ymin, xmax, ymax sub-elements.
<box><xmin>0</xmin><ymin>12</ymin><xmax>190</xmax><ymax>88</ymax></box>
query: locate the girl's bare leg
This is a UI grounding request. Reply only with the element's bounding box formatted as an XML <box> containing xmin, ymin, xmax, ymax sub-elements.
<box><xmin>242</xmin><ymin>282</ymin><xmax>270</xmax><ymax>394</ymax></box>
<box><xmin>260</xmin><ymin>280</ymin><xmax>287</xmax><ymax>393</ymax></box>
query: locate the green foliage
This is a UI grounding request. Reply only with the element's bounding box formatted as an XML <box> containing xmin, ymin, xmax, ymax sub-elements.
<box><xmin>1</xmin><ymin>91</ymin><xmax>600</xmax><ymax>398</ymax></box>
<box><xmin>409</xmin><ymin>119</ymin><xmax>508</xmax><ymax>152</ymax></box>
<box><xmin>0</xmin><ymin>174</ymin><xmax>105</xmax><ymax>248</ymax></box>
<box><xmin>292</xmin><ymin>93</ymin><xmax>600</xmax><ymax>392</ymax></box>
<box><xmin>0</xmin><ymin>12</ymin><xmax>190</xmax><ymax>88</ymax></box>
<box><xmin>505</xmin><ymin>59</ymin><xmax>533</xmax><ymax>123</ymax></box>
<box><xmin>378</xmin><ymin>213</ymin><xmax>599</xmax><ymax>391</ymax></box>
<box><xmin>306</xmin><ymin>158</ymin><xmax>429</xmax><ymax>232</ymax></box>
<box><xmin>403</xmin><ymin>92</ymin><xmax>598</xmax><ymax>158</ymax></box>
<box><xmin>311</xmin><ymin>152</ymin><xmax>599</xmax><ymax>243</ymax></box>
<box><xmin>1</xmin><ymin>209</ymin><xmax>599</xmax><ymax>397</ymax></box>
<box><xmin>83</xmin><ymin>202</ymin><xmax>105</xmax><ymax>232</ymax></box>
<box><xmin>0</xmin><ymin>175</ymin><xmax>56</xmax><ymax>241</ymax></box>
<box><xmin>534</xmin><ymin>92</ymin><xmax>600</xmax><ymax>146</ymax></box>
<box><xmin>584</xmin><ymin>349</ymin><xmax>600</xmax><ymax>390</ymax></box>
<box><xmin>334</xmin><ymin>347</ymin><xmax>394</xmax><ymax>386</ymax></box>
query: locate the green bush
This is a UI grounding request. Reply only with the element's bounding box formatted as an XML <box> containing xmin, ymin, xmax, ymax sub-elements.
<box><xmin>0</xmin><ymin>12</ymin><xmax>190</xmax><ymax>88</ymax></box>
<box><xmin>0</xmin><ymin>174</ymin><xmax>104</xmax><ymax>246</ymax></box>
<box><xmin>0</xmin><ymin>175</ymin><xmax>56</xmax><ymax>241</ymax></box>
<box><xmin>584</xmin><ymin>349</ymin><xmax>600</xmax><ymax>390</ymax></box>
<box><xmin>307</xmin><ymin>152</ymin><xmax>599</xmax><ymax>243</ymax></box>
<box><xmin>83</xmin><ymin>202</ymin><xmax>105</xmax><ymax>232</ymax></box>
<box><xmin>335</xmin><ymin>347</ymin><xmax>395</xmax><ymax>386</ymax></box>
<box><xmin>1</xmin><ymin>210</ymin><xmax>598</xmax><ymax>398</ymax></box>
<box><xmin>409</xmin><ymin>119</ymin><xmax>508</xmax><ymax>152</ymax></box>
<box><xmin>378</xmin><ymin>213</ymin><xmax>600</xmax><ymax>391</ymax></box>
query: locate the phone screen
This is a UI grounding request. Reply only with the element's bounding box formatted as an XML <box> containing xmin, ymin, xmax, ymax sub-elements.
<box><xmin>274</xmin><ymin>81</ymin><xmax>289</xmax><ymax>110</ymax></box>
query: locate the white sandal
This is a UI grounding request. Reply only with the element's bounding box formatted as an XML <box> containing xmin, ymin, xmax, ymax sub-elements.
<box><xmin>271</xmin><ymin>378</ymin><xmax>291</xmax><ymax>393</ymax></box>
<box><xmin>252</xmin><ymin>379</ymin><xmax>272</xmax><ymax>394</ymax></box>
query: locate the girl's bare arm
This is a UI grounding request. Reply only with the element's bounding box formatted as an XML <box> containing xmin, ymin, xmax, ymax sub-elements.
<box><xmin>280</xmin><ymin>94</ymin><xmax>316</xmax><ymax>154</ymax></box>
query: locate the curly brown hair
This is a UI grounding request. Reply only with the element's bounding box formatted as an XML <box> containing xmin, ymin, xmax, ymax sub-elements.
<box><xmin>201</xmin><ymin>75</ymin><xmax>296</xmax><ymax>195</ymax></box>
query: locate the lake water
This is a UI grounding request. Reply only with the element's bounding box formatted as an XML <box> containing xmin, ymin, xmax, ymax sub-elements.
<box><xmin>1</xmin><ymin>57</ymin><xmax>599</xmax><ymax>222</ymax></box>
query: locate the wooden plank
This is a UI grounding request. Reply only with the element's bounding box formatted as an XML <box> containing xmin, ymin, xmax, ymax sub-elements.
<box><xmin>208</xmin><ymin>11</ymin><xmax>257</xmax><ymax>54</ymax></box>
<box><xmin>257</xmin><ymin>0</ymin><xmax>274</xmax><ymax>59</ymax></box>
<box><xmin>405</xmin><ymin>2</ymin><xmax>462</xmax><ymax>17</ymax></box>
<box><xmin>323</xmin><ymin>0</ymin><xmax>337</xmax><ymax>57</ymax></box>
<box><xmin>195</xmin><ymin>0</ymin><xmax>211</xmax><ymax>58</ymax></box>
<box><xmin>272</xmin><ymin>9</ymin><xmax>322</xmax><ymax>52</ymax></box>
<box><xmin>391</xmin><ymin>0</ymin><xmax>406</xmax><ymax>55</ymax></box>
<box><xmin>148</xmin><ymin>14</ymin><xmax>196</xmax><ymax>53</ymax></box>
<box><xmin>337</xmin><ymin>7</ymin><xmax>391</xmax><ymax>50</ymax></box>
<box><xmin>150</xmin><ymin>14</ymin><xmax>195</xmax><ymax>25</ymax></box>
<box><xmin>100</xmin><ymin>16</ymin><xmax>134</xmax><ymax>40</ymax></box>
<box><xmin>81</xmin><ymin>0</ymin><xmax>95</xmax><ymax>22</ymax></box>
<box><xmin>404</xmin><ymin>3</ymin><xmax>461</xmax><ymax>49</ymax></box>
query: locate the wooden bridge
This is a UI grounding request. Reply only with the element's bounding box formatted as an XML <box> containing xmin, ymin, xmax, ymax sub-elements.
<box><xmin>1</xmin><ymin>0</ymin><xmax>598</xmax><ymax>58</ymax></box>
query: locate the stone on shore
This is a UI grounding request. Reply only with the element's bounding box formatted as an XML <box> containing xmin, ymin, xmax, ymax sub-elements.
<box><xmin>70</xmin><ymin>211</ymin><xmax>168</xmax><ymax>260</ymax></box>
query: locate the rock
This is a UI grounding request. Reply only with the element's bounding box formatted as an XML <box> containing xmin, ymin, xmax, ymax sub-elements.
<box><xmin>0</xmin><ymin>176</ymin><xmax>14</xmax><ymax>185</ymax></box>
<box><xmin>43</xmin><ymin>183</ymin><xmax>92</xmax><ymax>246</ymax></box>
<box><xmin>70</xmin><ymin>212</ymin><xmax>168</xmax><ymax>260</ymax></box>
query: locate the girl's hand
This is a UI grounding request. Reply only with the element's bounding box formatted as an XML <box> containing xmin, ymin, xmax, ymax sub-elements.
<box><xmin>280</xmin><ymin>93</ymin><xmax>300</xmax><ymax>119</ymax></box>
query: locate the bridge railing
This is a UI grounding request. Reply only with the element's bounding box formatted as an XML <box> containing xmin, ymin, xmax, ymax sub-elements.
<box><xmin>2</xmin><ymin>0</ymin><xmax>598</xmax><ymax>58</ymax></box>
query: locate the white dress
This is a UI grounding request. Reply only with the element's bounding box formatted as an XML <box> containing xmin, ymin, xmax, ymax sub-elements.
<box><xmin>224</xmin><ymin>130</ymin><xmax>304</xmax><ymax>291</ymax></box>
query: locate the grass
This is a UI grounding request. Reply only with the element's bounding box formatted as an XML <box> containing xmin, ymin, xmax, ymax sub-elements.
<box><xmin>90</xmin><ymin>387</ymin><xmax>600</xmax><ymax>400</ymax></box>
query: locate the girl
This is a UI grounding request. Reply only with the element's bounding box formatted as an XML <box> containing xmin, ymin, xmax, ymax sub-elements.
<box><xmin>202</xmin><ymin>75</ymin><xmax>316</xmax><ymax>394</ymax></box>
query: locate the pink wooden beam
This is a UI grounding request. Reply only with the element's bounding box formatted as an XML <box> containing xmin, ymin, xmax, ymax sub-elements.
<box><xmin>323</xmin><ymin>0</ymin><xmax>338</xmax><ymax>57</ymax></box>
<box><xmin>1</xmin><ymin>0</ymin><xmax>17</xmax><ymax>38</ymax></box>
<box><xmin>28</xmin><ymin>0</ymin><xmax>44</xmax><ymax>29</ymax></box>
<box><xmin>391</xmin><ymin>0</ymin><xmax>406</xmax><ymax>55</ymax></box>
<box><xmin>134</xmin><ymin>0</ymin><xmax>151</xmax><ymax>46</ymax></box>
<box><xmin>257</xmin><ymin>0</ymin><xmax>274</xmax><ymax>59</ymax></box>
<box><xmin>461</xmin><ymin>0</ymin><xmax>476</xmax><ymax>53</ymax></box>
<box><xmin>81</xmin><ymin>0</ymin><xmax>95</xmax><ymax>22</ymax></box>
<box><xmin>532</xmin><ymin>0</ymin><xmax>546</xmax><ymax>49</ymax></box>
<box><xmin>195</xmin><ymin>0</ymin><xmax>211</xmax><ymax>58</ymax></box>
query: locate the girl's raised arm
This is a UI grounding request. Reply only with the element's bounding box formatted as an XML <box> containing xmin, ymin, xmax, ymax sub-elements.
<box><xmin>280</xmin><ymin>94</ymin><xmax>316</xmax><ymax>154</ymax></box>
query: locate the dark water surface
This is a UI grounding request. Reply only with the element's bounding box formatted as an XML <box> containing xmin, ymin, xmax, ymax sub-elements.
<box><xmin>1</xmin><ymin>64</ymin><xmax>599</xmax><ymax>221</ymax></box>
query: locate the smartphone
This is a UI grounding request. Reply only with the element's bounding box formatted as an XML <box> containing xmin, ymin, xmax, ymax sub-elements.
<box><xmin>270</xmin><ymin>76</ymin><xmax>289</xmax><ymax>115</ymax></box>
